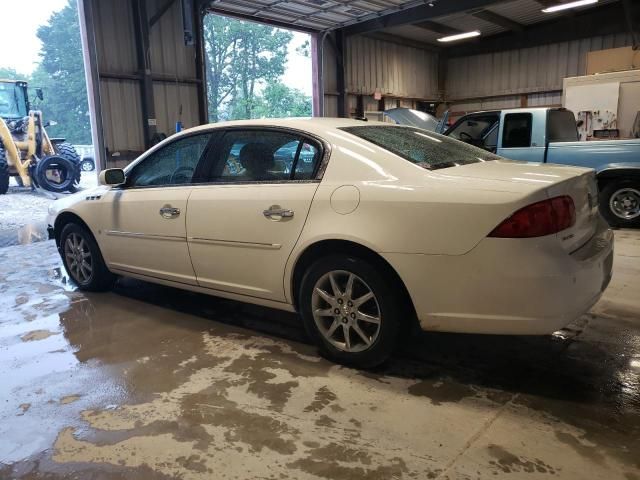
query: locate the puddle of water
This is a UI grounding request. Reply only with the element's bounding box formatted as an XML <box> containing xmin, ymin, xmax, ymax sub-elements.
<box><xmin>0</xmin><ymin>223</ymin><xmax>50</xmax><ymax>248</ymax></box>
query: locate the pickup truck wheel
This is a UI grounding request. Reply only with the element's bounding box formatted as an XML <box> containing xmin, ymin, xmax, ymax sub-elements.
<box><xmin>600</xmin><ymin>180</ymin><xmax>640</xmax><ymax>228</ymax></box>
<box><xmin>299</xmin><ymin>254</ymin><xmax>402</xmax><ymax>369</ymax></box>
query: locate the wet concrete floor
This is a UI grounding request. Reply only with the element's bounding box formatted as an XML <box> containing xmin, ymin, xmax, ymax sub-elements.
<box><xmin>0</xmin><ymin>231</ymin><xmax>639</xmax><ymax>479</ymax></box>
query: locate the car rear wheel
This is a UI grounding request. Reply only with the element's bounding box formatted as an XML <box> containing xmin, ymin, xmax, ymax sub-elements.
<box><xmin>81</xmin><ymin>158</ymin><xmax>95</xmax><ymax>171</ymax></box>
<box><xmin>600</xmin><ymin>179</ymin><xmax>640</xmax><ymax>228</ymax></box>
<box><xmin>59</xmin><ymin>223</ymin><xmax>115</xmax><ymax>291</ymax></box>
<box><xmin>299</xmin><ymin>254</ymin><xmax>402</xmax><ymax>368</ymax></box>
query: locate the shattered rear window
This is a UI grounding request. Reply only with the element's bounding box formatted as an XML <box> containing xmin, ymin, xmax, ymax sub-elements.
<box><xmin>340</xmin><ymin>125</ymin><xmax>500</xmax><ymax>170</ymax></box>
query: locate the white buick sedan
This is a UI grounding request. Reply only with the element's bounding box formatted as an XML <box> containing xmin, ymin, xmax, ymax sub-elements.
<box><xmin>48</xmin><ymin>118</ymin><xmax>614</xmax><ymax>367</ymax></box>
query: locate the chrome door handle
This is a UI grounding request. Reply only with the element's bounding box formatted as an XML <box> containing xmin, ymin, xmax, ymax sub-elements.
<box><xmin>263</xmin><ymin>206</ymin><xmax>294</xmax><ymax>219</ymax></box>
<box><xmin>159</xmin><ymin>206</ymin><xmax>181</xmax><ymax>219</ymax></box>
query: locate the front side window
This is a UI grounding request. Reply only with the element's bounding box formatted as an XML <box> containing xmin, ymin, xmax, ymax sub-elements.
<box><xmin>0</xmin><ymin>82</ymin><xmax>27</xmax><ymax>118</ymax></box>
<box><xmin>340</xmin><ymin>125</ymin><xmax>499</xmax><ymax>170</ymax></box>
<box><xmin>502</xmin><ymin>113</ymin><xmax>532</xmax><ymax>148</ymax></box>
<box><xmin>127</xmin><ymin>133</ymin><xmax>212</xmax><ymax>187</ymax></box>
<box><xmin>446</xmin><ymin>114</ymin><xmax>499</xmax><ymax>146</ymax></box>
<box><xmin>208</xmin><ymin>130</ymin><xmax>320</xmax><ymax>182</ymax></box>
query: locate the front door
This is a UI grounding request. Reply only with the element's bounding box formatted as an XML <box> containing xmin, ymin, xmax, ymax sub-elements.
<box><xmin>186</xmin><ymin>128</ymin><xmax>323</xmax><ymax>302</ymax></box>
<box><xmin>101</xmin><ymin>132</ymin><xmax>213</xmax><ymax>285</ymax></box>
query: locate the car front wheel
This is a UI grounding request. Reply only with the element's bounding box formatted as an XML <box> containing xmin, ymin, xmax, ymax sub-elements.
<box><xmin>59</xmin><ymin>223</ymin><xmax>115</xmax><ymax>291</ymax></box>
<box><xmin>299</xmin><ymin>254</ymin><xmax>402</xmax><ymax>368</ymax></box>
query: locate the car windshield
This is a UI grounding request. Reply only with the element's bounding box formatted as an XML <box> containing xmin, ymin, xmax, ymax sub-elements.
<box><xmin>0</xmin><ymin>82</ymin><xmax>27</xmax><ymax>118</ymax></box>
<box><xmin>340</xmin><ymin>125</ymin><xmax>500</xmax><ymax>170</ymax></box>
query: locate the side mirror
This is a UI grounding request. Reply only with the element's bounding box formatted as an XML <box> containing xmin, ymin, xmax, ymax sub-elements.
<box><xmin>36</xmin><ymin>88</ymin><xmax>44</xmax><ymax>101</ymax></box>
<box><xmin>99</xmin><ymin>168</ymin><xmax>125</xmax><ymax>186</ymax></box>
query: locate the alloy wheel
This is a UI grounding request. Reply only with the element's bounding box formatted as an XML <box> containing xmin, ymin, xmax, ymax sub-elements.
<box><xmin>610</xmin><ymin>188</ymin><xmax>640</xmax><ymax>220</ymax></box>
<box><xmin>81</xmin><ymin>160</ymin><xmax>94</xmax><ymax>171</ymax></box>
<box><xmin>311</xmin><ymin>270</ymin><xmax>381</xmax><ymax>353</ymax></box>
<box><xmin>64</xmin><ymin>232</ymin><xmax>93</xmax><ymax>284</ymax></box>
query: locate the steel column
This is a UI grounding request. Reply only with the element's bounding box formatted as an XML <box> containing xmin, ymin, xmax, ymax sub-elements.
<box><xmin>77</xmin><ymin>0</ymin><xmax>106</xmax><ymax>171</ymax></box>
<box><xmin>334</xmin><ymin>31</ymin><xmax>347</xmax><ymax>118</ymax></box>
<box><xmin>132</xmin><ymin>0</ymin><xmax>157</xmax><ymax>149</ymax></box>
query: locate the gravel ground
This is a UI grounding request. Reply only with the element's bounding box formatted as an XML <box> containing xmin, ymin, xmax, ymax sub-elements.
<box><xmin>0</xmin><ymin>173</ymin><xmax>97</xmax><ymax>246</ymax></box>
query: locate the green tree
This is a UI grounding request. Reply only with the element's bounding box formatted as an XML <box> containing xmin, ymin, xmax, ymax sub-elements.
<box><xmin>32</xmin><ymin>0</ymin><xmax>91</xmax><ymax>144</ymax></box>
<box><xmin>203</xmin><ymin>15</ymin><xmax>292</xmax><ymax>121</ymax></box>
<box><xmin>0</xmin><ymin>67</ymin><xmax>29</xmax><ymax>81</ymax></box>
<box><xmin>253</xmin><ymin>82</ymin><xmax>311</xmax><ymax>118</ymax></box>
<box><xmin>202</xmin><ymin>15</ymin><xmax>242</xmax><ymax>122</ymax></box>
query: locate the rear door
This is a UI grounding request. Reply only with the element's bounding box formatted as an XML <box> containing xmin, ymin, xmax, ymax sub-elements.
<box><xmin>186</xmin><ymin>128</ymin><xmax>324</xmax><ymax>302</ymax></box>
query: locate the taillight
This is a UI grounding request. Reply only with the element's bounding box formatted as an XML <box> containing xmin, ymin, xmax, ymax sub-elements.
<box><xmin>489</xmin><ymin>196</ymin><xmax>576</xmax><ymax>238</ymax></box>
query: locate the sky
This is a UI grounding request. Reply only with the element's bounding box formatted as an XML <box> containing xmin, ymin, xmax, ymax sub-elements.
<box><xmin>282</xmin><ymin>32</ymin><xmax>313</xmax><ymax>96</ymax></box>
<box><xmin>0</xmin><ymin>0</ymin><xmax>312</xmax><ymax>95</ymax></box>
<box><xmin>0</xmin><ymin>0</ymin><xmax>68</xmax><ymax>74</ymax></box>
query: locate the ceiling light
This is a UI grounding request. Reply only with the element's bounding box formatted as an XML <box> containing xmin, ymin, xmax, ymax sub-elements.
<box><xmin>437</xmin><ymin>30</ymin><xmax>481</xmax><ymax>42</ymax></box>
<box><xmin>542</xmin><ymin>0</ymin><xmax>598</xmax><ymax>13</ymax></box>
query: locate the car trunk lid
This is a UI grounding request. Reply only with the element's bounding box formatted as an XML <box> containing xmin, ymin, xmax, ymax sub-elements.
<box><xmin>440</xmin><ymin>160</ymin><xmax>599</xmax><ymax>250</ymax></box>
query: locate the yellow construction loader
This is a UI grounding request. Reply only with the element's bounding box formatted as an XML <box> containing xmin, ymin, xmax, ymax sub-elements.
<box><xmin>0</xmin><ymin>79</ymin><xmax>81</xmax><ymax>195</ymax></box>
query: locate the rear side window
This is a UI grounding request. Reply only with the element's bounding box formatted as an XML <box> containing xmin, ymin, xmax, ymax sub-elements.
<box><xmin>548</xmin><ymin>110</ymin><xmax>578</xmax><ymax>142</ymax></box>
<box><xmin>207</xmin><ymin>130</ymin><xmax>321</xmax><ymax>182</ymax></box>
<box><xmin>502</xmin><ymin>113</ymin><xmax>532</xmax><ymax>148</ymax></box>
<box><xmin>340</xmin><ymin>126</ymin><xmax>500</xmax><ymax>170</ymax></box>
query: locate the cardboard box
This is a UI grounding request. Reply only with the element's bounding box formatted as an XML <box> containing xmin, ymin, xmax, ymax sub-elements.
<box><xmin>587</xmin><ymin>46</ymin><xmax>640</xmax><ymax>75</ymax></box>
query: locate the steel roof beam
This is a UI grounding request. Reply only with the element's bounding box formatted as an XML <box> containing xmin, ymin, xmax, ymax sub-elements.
<box><xmin>364</xmin><ymin>32</ymin><xmax>441</xmax><ymax>52</ymax></box>
<box><xmin>446</xmin><ymin>2</ymin><xmax>633</xmax><ymax>57</ymax></box>
<box><xmin>341</xmin><ymin>0</ymin><xmax>509</xmax><ymax>36</ymax></box>
<box><xmin>414</xmin><ymin>20</ymin><xmax>462</xmax><ymax>36</ymax></box>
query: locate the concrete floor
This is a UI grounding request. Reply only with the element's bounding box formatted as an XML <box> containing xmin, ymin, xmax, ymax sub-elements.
<box><xmin>0</xmin><ymin>232</ymin><xmax>639</xmax><ymax>480</ymax></box>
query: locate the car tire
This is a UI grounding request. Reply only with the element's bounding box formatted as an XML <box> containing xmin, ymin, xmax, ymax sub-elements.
<box><xmin>299</xmin><ymin>254</ymin><xmax>403</xmax><ymax>368</ymax></box>
<box><xmin>59</xmin><ymin>222</ymin><xmax>116</xmax><ymax>291</ymax></box>
<box><xmin>81</xmin><ymin>158</ymin><xmax>95</xmax><ymax>172</ymax></box>
<box><xmin>599</xmin><ymin>179</ymin><xmax>640</xmax><ymax>228</ymax></box>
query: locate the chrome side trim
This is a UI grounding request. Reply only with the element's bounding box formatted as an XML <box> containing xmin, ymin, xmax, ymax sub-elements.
<box><xmin>188</xmin><ymin>237</ymin><xmax>282</xmax><ymax>249</ymax></box>
<box><xmin>105</xmin><ymin>230</ymin><xmax>185</xmax><ymax>242</ymax></box>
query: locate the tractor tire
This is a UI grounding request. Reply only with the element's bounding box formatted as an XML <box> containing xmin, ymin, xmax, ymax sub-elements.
<box><xmin>0</xmin><ymin>144</ymin><xmax>9</xmax><ymax>195</ymax></box>
<box><xmin>35</xmin><ymin>155</ymin><xmax>77</xmax><ymax>193</ymax></box>
<box><xmin>54</xmin><ymin>142</ymin><xmax>82</xmax><ymax>192</ymax></box>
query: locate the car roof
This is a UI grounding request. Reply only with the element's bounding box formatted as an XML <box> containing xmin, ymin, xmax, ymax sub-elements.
<box><xmin>175</xmin><ymin>117</ymin><xmax>389</xmax><ymax>139</ymax></box>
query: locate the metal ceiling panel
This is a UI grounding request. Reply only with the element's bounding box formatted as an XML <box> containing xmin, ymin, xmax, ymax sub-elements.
<box><xmin>205</xmin><ymin>0</ymin><xmax>423</xmax><ymax>30</ymax></box>
<box><xmin>434</xmin><ymin>12</ymin><xmax>505</xmax><ymax>36</ymax></box>
<box><xmin>487</xmin><ymin>0</ymin><xmax>620</xmax><ymax>27</ymax></box>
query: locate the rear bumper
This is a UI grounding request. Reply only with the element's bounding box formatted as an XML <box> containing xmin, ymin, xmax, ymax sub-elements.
<box><xmin>383</xmin><ymin>217</ymin><xmax>614</xmax><ymax>335</ymax></box>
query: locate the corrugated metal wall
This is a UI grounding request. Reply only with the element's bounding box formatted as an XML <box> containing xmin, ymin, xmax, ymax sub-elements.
<box><xmin>346</xmin><ymin>36</ymin><xmax>438</xmax><ymax>99</ymax></box>
<box><xmin>446</xmin><ymin>33</ymin><xmax>634</xmax><ymax>106</ymax></box>
<box><xmin>323</xmin><ymin>34</ymin><xmax>439</xmax><ymax>117</ymax></box>
<box><xmin>89</xmin><ymin>0</ymin><xmax>201</xmax><ymax>157</ymax></box>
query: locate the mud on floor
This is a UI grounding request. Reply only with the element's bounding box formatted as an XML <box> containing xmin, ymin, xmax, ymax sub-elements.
<box><xmin>0</xmin><ymin>237</ymin><xmax>639</xmax><ymax>480</ymax></box>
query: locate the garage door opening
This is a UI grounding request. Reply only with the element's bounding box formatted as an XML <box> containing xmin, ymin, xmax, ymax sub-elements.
<box><xmin>0</xmin><ymin>0</ymin><xmax>95</xmax><ymax>248</ymax></box>
<box><xmin>203</xmin><ymin>13</ymin><xmax>312</xmax><ymax>122</ymax></box>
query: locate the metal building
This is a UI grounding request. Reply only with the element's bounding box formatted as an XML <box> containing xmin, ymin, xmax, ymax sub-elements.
<box><xmin>77</xmin><ymin>0</ymin><xmax>639</xmax><ymax>170</ymax></box>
